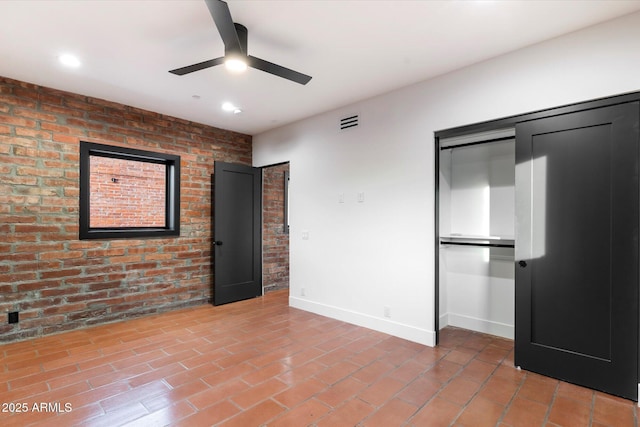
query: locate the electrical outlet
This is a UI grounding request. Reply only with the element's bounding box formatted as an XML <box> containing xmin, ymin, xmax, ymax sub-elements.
<box><xmin>301</xmin><ymin>287</ymin><xmax>306</xmax><ymax>297</ymax></box>
<box><xmin>8</xmin><ymin>311</ymin><xmax>18</xmax><ymax>324</ymax></box>
<box><xmin>384</xmin><ymin>306</ymin><xmax>391</xmax><ymax>318</ymax></box>
<box><xmin>357</xmin><ymin>192</ymin><xmax>365</xmax><ymax>203</ymax></box>
<box><xmin>302</xmin><ymin>230</ymin><xmax>310</xmax><ymax>240</ymax></box>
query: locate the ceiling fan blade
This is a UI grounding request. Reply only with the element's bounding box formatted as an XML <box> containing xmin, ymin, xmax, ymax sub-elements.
<box><xmin>169</xmin><ymin>57</ymin><xmax>225</xmax><ymax>75</ymax></box>
<box><xmin>205</xmin><ymin>0</ymin><xmax>242</xmax><ymax>53</ymax></box>
<box><xmin>247</xmin><ymin>56</ymin><xmax>312</xmax><ymax>85</ymax></box>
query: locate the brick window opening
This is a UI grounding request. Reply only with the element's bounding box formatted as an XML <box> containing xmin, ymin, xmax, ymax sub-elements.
<box><xmin>80</xmin><ymin>141</ymin><xmax>180</xmax><ymax>239</ymax></box>
<box><xmin>89</xmin><ymin>156</ymin><xmax>166</xmax><ymax>228</ymax></box>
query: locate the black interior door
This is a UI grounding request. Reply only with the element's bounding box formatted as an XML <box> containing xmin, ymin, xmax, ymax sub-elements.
<box><xmin>515</xmin><ymin>102</ymin><xmax>639</xmax><ymax>400</ymax></box>
<box><xmin>213</xmin><ymin>161</ymin><xmax>262</xmax><ymax>305</ymax></box>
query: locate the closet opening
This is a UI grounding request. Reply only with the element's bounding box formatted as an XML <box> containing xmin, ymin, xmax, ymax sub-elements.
<box><xmin>434</xmin><ymin>91</ymin><xmax>640</xmax><ymax>400</ymax></box>
<box><xmin>436</xmin><ymin>128</ymin><xmax>515</xmax><ymax>342</ymax></box>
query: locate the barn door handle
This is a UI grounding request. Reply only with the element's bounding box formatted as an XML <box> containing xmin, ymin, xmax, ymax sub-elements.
<box><xmin>214</xmin><ymin>241</ymin><xmax>223</xmax><ymax>246</ymax></box>
<box><xmin>518</xmin><ymin>260</ymin><xmax>527</xmax><ymax>268</ymax></box>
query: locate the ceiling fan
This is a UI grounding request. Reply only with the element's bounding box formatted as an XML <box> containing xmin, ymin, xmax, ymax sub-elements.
<box><xmin>169</xmin><ymin>0</ymin><xmax>312</xmax><ymax>85</ymax></box>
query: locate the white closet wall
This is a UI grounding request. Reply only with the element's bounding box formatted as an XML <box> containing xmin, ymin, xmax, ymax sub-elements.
<box><xmin>439</xmin><ymin>131</ymin><xmax>515</xmax><ymax>339</ymax></box>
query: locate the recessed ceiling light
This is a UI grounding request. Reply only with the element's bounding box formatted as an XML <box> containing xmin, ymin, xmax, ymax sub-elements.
<box><xmin>58</xmin><ymin>54</ymin><xmax>81</xmax><ymax>68</ymax></box>
<box><xmin>222</xmin><ymin>102</ymin><xmax>242</xmax><ymax>114</ymax></box>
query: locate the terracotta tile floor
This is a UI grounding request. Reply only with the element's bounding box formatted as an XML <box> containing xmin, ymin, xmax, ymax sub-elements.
<box><xmin>0</xmin><ymin>289</ymin><xmax>637</xmax><ymax>426</ymax></box>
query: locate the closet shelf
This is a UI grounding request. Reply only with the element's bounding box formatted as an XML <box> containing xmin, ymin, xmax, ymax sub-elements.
<box><xmin>440</xmin><ymin>235</ymin><xmax>515</xmax><ymax>248</ymax></box>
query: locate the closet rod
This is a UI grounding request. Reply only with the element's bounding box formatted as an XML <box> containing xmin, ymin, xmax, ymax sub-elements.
<box><xmin>440</xmin><ymin>241</ymin><xmax>515</xmax><ymax>248</ymax></box>
<box><xmin>440</xmin><ymin>135</ymin><xmax>514</xmax><ymax>151</ymax></box>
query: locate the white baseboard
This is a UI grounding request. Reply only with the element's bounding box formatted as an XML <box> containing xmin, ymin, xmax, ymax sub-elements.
<box><xmin>439</xmin><ymin>313</ymin><xmax>449</xmax><ymax>329</ymax></box>
<box><xmin>289</xmin><ymin>296</ymin><xmax>436</xmax><ymax>347</ymax></box>
<box><xmin>444</xmin><ymin>312</ymin><xmax>514</xmax><ymax>339</ymax></box>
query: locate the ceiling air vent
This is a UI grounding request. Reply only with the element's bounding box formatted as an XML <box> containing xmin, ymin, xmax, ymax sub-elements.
<box><xmin>340</xmin><ymin>115</ymin><xmax>359</xmax><ymax>131</ymax></box>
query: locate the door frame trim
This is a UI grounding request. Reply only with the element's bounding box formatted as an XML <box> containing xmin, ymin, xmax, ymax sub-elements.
<box><xmin>259</xmin><ymin>161</ymin><xmax>291</xmax><ymax>292</ymax></box>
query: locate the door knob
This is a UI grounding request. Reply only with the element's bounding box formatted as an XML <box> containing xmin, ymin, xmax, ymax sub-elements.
<box><xmin>213</xmin><ymin>241</ymin><xmax>223</xmax><ymax>246</ymax></box>
<box><xmin>518</xmin><ymin>260</ymin><xmax>527</xmax><ymax>268</ymax></box>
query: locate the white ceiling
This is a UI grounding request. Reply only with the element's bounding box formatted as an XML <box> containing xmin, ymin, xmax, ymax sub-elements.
<box><xmin>2</xmin><ymin>1</ymin><xmax>640</xmax><ymax>136</ymax></box>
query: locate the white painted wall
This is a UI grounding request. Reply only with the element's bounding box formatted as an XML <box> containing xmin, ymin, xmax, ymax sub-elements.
<box><xmin>253</xmin><ymin>11</ymin><xmax>640</xmax><ymax>346</ymax></box>
<box><xmin>440</xmin><ymin>246</ymin><xmax>515</xmax><ymax>338</ymax></box>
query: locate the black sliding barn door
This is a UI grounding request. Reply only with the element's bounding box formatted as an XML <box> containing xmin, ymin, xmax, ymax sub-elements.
<box><xmin>515</xmin><ymin>102</ymin><xmax>639</xmax><ymax>400</ymax></box>
<box><xmin>213</xmin><ymin>161</ymin><xmax>262</xmax><ymax>305</ymax></box>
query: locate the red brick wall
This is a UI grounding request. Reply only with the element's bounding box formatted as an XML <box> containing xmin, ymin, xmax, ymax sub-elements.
<box><xmin>262</xmin><ymin>163</ymin><xmax>290</xmax><ymax>292</ymax></box>
<box><xmin>0</xmin><ymin>76</ymin><xmax>252</xmax><ymax>342</ymax></box>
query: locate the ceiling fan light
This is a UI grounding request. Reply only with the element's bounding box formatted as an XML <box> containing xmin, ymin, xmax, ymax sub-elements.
<box><xmin>225</xmin><ymin>57</ymin><xmax>248</xmax><ymax>73</ymax></box>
